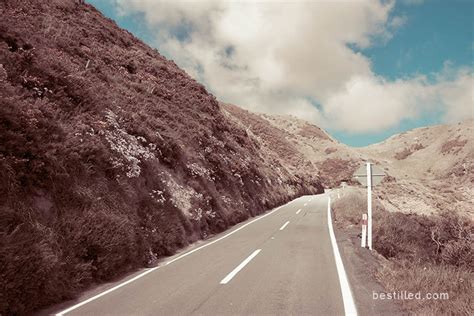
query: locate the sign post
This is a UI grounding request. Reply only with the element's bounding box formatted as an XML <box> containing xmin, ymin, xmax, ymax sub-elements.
<box><xmin>352</xmin><ymin>162</ymin><xmax>385</xmax><ymax>250</ymax></box>
<box><xmin>366</xmin><ymin>163</ymin><xmax>372</xmax><ymax>250</ymax></box>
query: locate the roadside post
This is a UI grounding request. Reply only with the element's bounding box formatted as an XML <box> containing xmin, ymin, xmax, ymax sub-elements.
<box><xmin>361</xmin><ymin>214</ymin><xmax>367</xmax><ymax>248</ymax></box>
<box><xmin>353</xmin><ymin>162</ymin><xmax>385</xmax><ymax>250</ymax></box>
<box><xmin>367</xmin><ymin>163</ymin><xmax>372</xmax><ymax>250</ymax></box>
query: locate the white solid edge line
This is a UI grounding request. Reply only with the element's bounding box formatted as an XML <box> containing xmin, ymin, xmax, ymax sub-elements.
<box><xmin>220</xmin><ymin>249</ymin><xmax>261</xmax><ymax>284</ymax></box>
<box><xmin>56</xmin><ymin>199</ymin><xmax>297</xmax><ymax>315</ymax></box>
<box><xmin>327</xmin><ymin>196</ymin><xmax>358</xmax><ymax>316</ymax></box>
<box><xmin>55</xmin><ymin>267</ymin><xmax>158</xmax><ymax>316</ymax></box>
<box><xmin>279</xmin><ymin>221</ymin><xmax>290</xmax><ymax>231</ymax></box>
<box><xmin>296</xmin><ymin>209</ymin><xmax>301</xmax><ymax>215</ymax></box>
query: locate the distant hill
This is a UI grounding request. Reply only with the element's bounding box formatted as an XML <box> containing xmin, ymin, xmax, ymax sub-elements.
<box><xmin>0</xmin><ymin>1</ymin><xmax>322</xmax><ymax>314</ymax></box>
<box><xmin>360</xmin><ymin>120</ymin><xmax>473</xmax><ymax>217</ymax></box>
<box><xmin>225</xmin><ymin>103</ymin><xmax>473</xmax><ymax>218</ymax></box>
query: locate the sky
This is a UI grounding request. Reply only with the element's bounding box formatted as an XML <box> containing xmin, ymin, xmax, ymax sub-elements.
<box><xmin>87</xmin><ymin>0</ymin><xmax>473</xmax><ymax>146</ymax></box>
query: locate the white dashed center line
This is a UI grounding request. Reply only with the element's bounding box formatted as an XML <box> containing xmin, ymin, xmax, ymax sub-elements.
<box><xmin>279</xmin><ymin>221</ymin><xmax>290</xmax><ymax>231</ymax></box>
<box><xmin>296</xmin><ymin>209</ymin><xmax>302</xmax><ymax>215</ymax></box>
<box><xmin>220</xmin><ymin>249</ymin><xmax>261</xmax><ymax>284</ymax></box>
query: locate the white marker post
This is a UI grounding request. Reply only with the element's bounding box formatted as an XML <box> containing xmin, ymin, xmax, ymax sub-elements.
<box><xmin>361</xmin><ymin>214</ymin><xmax>367</xmax><ymax>248</ymax></box>
<box><xmin>353</xmin><ymin>163</ymin><xmax>385</xmax><ymax>251</ymax></box>
<box><xmin>366</xmin><ymin>162</ymin><xmax>373</xmax><ymax>250</ymax></box>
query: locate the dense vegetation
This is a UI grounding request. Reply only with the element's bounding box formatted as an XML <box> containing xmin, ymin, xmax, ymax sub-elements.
<box><xmin>223</xmin><ymin>103</ymin><xmax>360</xmax><ymax>188</ymax></box>
<box><xmin>0</xmin><ymin>1</ymin><xmax>323</xmax><ymax>314</ymax></box>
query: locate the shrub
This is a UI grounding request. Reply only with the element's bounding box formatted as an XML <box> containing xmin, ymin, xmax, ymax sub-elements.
<box><xmin>373</xmin><ymin>212</ymin><xmax>436</xmax><ymax>260</ymax></box>
<box><xmin>440</xmin><ymin>137</ymin><xmax>468</xmax><ymax>155</ymax></box>
<box><xmin>394</xmin><ymin>143</ymin><xmax>425</xmax><ymax>160</ymax></box>
<box><xmin>57</xmin><ymin>208</ymin><xmax>144</xmax><ymax>281</ymax></box>
<box><xmin>0</xmin><ymin>218</ymin><xmax>69</xmax><ymax>315</ymax></box>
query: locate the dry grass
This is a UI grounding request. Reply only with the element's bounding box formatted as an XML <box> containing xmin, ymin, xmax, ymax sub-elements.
<box><xmin>378</xmin><ymin>260</ymin><xmax>472</xmax><ymax>315</ymax></box>
<box><xmin>332</xmin><ymin>190</ymin><xmax>365</xmax><ymax>226</ymax></box>
<box><xmin>333</xmin><ymin>189</ymin><xmax>474</xmax><ymax>315</ymax></box>
<box><xmin>332</xmin><ymin>188</ymin><xmax>384</xmax><ymax>227</ymax></box>
<box><xmin>297</xmin><ymin>122</ymin><xmax>331</xmax><ymax>141</ymax></box>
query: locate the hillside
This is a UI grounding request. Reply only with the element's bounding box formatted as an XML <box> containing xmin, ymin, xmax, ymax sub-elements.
<box><xmin>0</xmin><ymin>1</ymin><xmax>323</xmax><ymax>314</ymax></box>
<box><xmin>360</xmin><ymin>120</ymin><xmax>473</xmax><ymax>217</ymax></box>
<box><xmin>223</xmin><ymin>103</ymin><xmax>363</xmax><ymax>188</ymax></box>
<box><xmin>224</xmin><ymin>103</ymin><xmax>473</xmax><ymax>218</ymax></box>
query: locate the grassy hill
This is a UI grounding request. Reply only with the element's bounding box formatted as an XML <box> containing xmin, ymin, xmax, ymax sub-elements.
<box><xmin>223</xmin><ymin>103</ymin><xmax>363</xmax><ymax>188</ymax></box>
<box><xmin>361</xmin><ymin>119</ymin><xmax>473</xmax><ymax>217</ymax></box>
<box><xmin>0</xmin><ymin>1</ymin><xmax>322</xmax><ymax>313</ymax></box>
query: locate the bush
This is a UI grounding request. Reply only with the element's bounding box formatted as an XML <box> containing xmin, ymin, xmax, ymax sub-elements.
<box><xmin>373</xmin><ymin>209</ymin><xmax>473</xmax><ymax>266</ymax></box>
<box><xmin>57</xmin><ymin>208</ymin><xmax>144</xmax><ymax>281</ymax></box>
<box><xmin>373</xmin><ymin>212</ymin><xmax>437</xmax><ymax>261</ymax></box>
<box><xmin>434</xmin><ymin>212</ymin><xmax>474</xmax><ymax>268</ymax></box>
<box><xmin>0</xmin><ymin>218</ymin><xmax>69</xmax><ymax>315</ymax></box>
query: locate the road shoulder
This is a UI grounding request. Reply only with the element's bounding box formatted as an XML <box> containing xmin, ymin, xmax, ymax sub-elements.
<box><xmin>334</xmin><ymin>226</ymin><xmax>405</xmax><ymax>315</ymax></box>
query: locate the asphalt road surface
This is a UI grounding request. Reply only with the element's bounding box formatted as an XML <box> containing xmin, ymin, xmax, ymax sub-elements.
<box><xmin>57</xmin><ymin>193</ymin><xmax>356</xmax><ymax>315</ymax></box>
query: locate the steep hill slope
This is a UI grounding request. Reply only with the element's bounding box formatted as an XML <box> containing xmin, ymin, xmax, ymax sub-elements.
<box><xmin>223</xmin><ymin>103</ymin><xmax>363</xmax><ymax>187</ymax></box>
<box><xmin>0</xmin><ymin>1</ymin><xmax>322</xmax><ymax>314</ymax></box>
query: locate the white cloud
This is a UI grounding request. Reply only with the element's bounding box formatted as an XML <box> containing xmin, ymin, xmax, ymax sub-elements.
<box><xmin>437</xmin><ymin>69</ymin><xmax>474</xmax><ymax>123</ymax></box>
<box><xmin>389</xmin><ymin>15</ymin><xmax>408</xmax><ymax>29</ymax></box>
<box><xmin>321</xmin><ymin>65</ymin><xmax>473</xmax><ymax>132</ymax></box>
<box><xmin>323</xmin><ymin>75</ymin><xmax>434</xmax><ymax>133</ymax></box>
<box><xmin>114</xmin><ymin>0</ymin><xmax>473</xmax><ymax>133</ymax></box>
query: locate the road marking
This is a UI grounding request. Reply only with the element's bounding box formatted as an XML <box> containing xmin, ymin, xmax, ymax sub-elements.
<box><xmin>220</xmin><ymin>249</ymin><xmax>261</xmax><ymax>284</ymax></box>
<box><xmin>279</xmin><ymin>221</ymin><xmax>290</xmax><ymax>231</ymax></box>
<box><xmin>56</xmin><ymin>267</ymin><xmax>157</xmax><ymax>316</ymax></box>
<box><xmin>56</xmin><ymin>199</ymin><xmax>298</xmax><ymax>315</ymax></box>
<box><xmin>327</xmin><ymin>197</ymin><xmax>358</xmax><ymax>316</ymax></box>
<box><xmin>296</xmin><ymin>209</ymin><xmax>301</xmax><ymax>214</ymax></box>
<box><xmin>304</xmin><ymin>203</ymin><xmax>308</xmax><ymax>206</ymax></box>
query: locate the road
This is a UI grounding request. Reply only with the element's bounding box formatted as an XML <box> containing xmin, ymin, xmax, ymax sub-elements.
<box><xmin>56</xmin><ymin>193</ymin><xmax>356</xmax><ymax>315</ymax></box>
